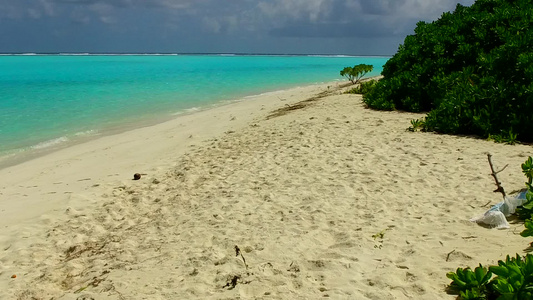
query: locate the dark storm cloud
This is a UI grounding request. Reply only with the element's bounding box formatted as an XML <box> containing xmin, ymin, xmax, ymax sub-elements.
<box><xmin>270</xmin><ymin>20</ymin><xmax>396</xmax><ymax>38</ymax></box>
<box><xmin>357</xmin><ymin>0</ymin><xmax>407</xmax><ymax>15</ymax></box>
<box><xmin>260</xmin><ymin>0</ymin><xmax>475</xmax><ymax>39</ymax></box>
<box><xmin>0</xmin><ymin>0</ymin><xmax>476</xmax><ymax>54</ymax></box>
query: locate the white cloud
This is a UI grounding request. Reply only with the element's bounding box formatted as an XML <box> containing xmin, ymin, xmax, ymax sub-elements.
<box><xmin>202</xmin><ymin>17</ymin><xmax>221</xmax><ymax>33</ymax></box>
<box><xmin>258</xmin><ymin>0</ymin><xmax>333</xmax><ymax>23</ymax></box>
<box><xmin>27</xmin><ymin>8</ymin><xmax>42</xmax><ymax>19</ymax></box>
<box><xmin>396</xmin><ymin>0</ymin><xmax>474</xmax><ymax>20</ymax></box>
<box><xmin>99</xmin><ymin>15</ymin><xmax>116</xmax><ymax>24</ymax></box>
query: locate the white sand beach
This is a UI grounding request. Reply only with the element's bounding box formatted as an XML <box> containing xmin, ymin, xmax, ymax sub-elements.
<box><xmin>1</xmin><ymin>81</ymin><xmax>532</xmax><ymax>299</ymax></box>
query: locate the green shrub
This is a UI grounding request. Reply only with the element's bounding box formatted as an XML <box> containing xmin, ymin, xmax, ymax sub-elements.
<box><xmin>517</xmin><ymin>157</ymin><xmax>533</xmax><ymax>236</ymax></box>
<box><xmin>346</xmin><ymin>79</ymin><xmax>378</xmax><ymax>95</ymax></box>
<box><xmin>364</xmin><ymin>0</ymin><xmax>533</xmax><ymax>142</ymax></box>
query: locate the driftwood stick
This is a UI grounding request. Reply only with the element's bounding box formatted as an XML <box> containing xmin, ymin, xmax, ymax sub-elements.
<box><xmin>487</xmin><ymin>153</ymin><xmax>508</xmax><ymax>198</ymax></box>
<box><xmin>235</xmin><ymin>245</ymin><xmax>248</xmax><ymax>269</ymax></box>
<box><xmin>446</xmin><ymin>249</ymin><xmax>456</xmax><ymax>262</ymax></box>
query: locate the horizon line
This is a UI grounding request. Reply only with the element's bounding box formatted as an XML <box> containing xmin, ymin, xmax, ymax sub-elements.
<box><xmin>0</xmin><ymin>52</ymin><xmax>393</xmax><ymax>58</ymax></box>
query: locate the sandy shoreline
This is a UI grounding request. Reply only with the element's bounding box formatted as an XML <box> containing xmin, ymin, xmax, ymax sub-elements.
<box><xmin>0</xmin><ymin>84</ymin><xmax>328</xmax><ymax>170</ymax></box>
<box><xmin>1</xmin><ymin>81</ymin><xmax>532</xmax><ymax>299</ymax></box>
<box><xmin>0</xmin><ymin>82</ymin><xmax>339</xmax><ymax>227</ymax></box>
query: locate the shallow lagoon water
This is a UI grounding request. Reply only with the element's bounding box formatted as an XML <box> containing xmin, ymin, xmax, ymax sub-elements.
<box><xmin>0</xmin><ymin>54</ymin><xmax>388</xmax><ymax>159</ymax></box>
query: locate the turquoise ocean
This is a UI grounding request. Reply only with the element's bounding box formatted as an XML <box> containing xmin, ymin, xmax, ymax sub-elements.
<box><xmin>0</xmin><ymin>54</ymin><xmax>388</xmax><ymax>165</ymax></box>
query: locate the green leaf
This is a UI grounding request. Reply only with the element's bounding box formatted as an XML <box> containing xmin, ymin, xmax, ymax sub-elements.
<box><xmin>465</xmin><ymin>270</ymin><xmax>477</xmax><ymax>284</ymax></box>
<box><xmin>474</xmin><ymin>265</ymin><xmax>492</xmax><ymax>285</ymax></box>
<box><xmin>453</xmin><ymin>278</ymin><xmax>468</xmax><ymax>289</ymax></box>
<box><xmin>475</xmin><ymin>265</ymin><xmax>485</xmax><ymax>282</ymax></box>
<box><xmin>521</xmin><ymin>220</ymin><xmax>533</xmax><ymax>237</ymax></box>
<box><xmin>522</xmin><ymin>201</ymin><xmax>533</xmax><ymax>210</ymax></box>
<box><xmin>447</xmin><ymin>271</ymin><xmax>459</xmax><ymax>280</ymax></box>
<box><xmin>520</xmin><ymin>229</ymin><xmax>533</xmax><ymax>238</ymax></box>
<box><xmin>527</xmin><ymin>191</ymin><xmax>533</xmax><ymax>202</ymax></box>
<box><xmin>481</xmin><ymin>271</ymin><xmax>493</xmax><ymax>285</ymax></box>
<box><xmin>523</xmin><ymin>157</ymin><xmax>533</xmax><ymax>184</ymax></box>
<box><xmin>490</xmin><ymin>266</ymin><xmax>510</xmax><ymax>277</ymax></box>
<box><xmin>493</xmin><ymin>278</ymin><xmax>514</xmax><ymax>294</ymax></box>
<box><xmin>460</xmin><ymin>288</ymin><xmax>482</xmax><ymax>300</ymax></box>
<box><xmin>506</xmin><ymin>264</ymin><xmax>523</xmax><ymax>278</ymax></box>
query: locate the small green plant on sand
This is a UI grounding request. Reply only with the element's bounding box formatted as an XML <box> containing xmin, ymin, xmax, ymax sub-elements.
<box><xmin>372</xmin><ymin>229</ymin><xmax>386</xmax><ymax>239</ymax></box>
<box><xmin>372</xmin><ymin>229</ymin><xmax>387</xmax><ymax>249</ymax></box>
<box><xmin>446</xmin><ymin>264</ymin><xmax>493</xmax><ymax>299</ymax></box>
<box><xmin>407</xmin><ymin>118</ymin><xmax>425</xmax><ymax>132</ymax></box>
<box><xmin>488</xmin><ymin>131</ymin><xmax>519</xmax><ymax>145</ymax></box>
<box><xmin>340</xmin><ymin>64</ymin><xmax>374</xmax><ymax>84</ymax></box>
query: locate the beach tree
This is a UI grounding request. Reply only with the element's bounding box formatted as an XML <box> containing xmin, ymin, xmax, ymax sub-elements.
<box><xmin>340</xmin><ymin>64</ymin><xmax>373</xmax><ymax>84</ymax></box>
<box><xmin>363</xmin><ymin>0</ymin><xmax>533</xmax><ymax>143</ymax></box>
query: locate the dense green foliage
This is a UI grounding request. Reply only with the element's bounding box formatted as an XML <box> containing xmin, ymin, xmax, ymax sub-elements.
<box><xmin>518</xmin><ymin>158</ymin><xmax>533</xmax><ymax>236</ymax></box>
<box><xmin>346</xmin><ymin>79</ymin><xmax>378</xmax><ymax>95</ymax></box>
<box><xmin>524</xmin><ymin>158</ymin><xmax>533</xmax><ymax>188</ymax></box>
<box><xmin>448</xmin><ymin>254</ymin><xmax>533</xmax><ymax>299</ymax></box>
<box><xmin>340</xmin><ymin>64</ymin><xmax>373</xmax><ymax>84</ymax></box>
<box><xmin>363</xmin><ymin>0</ymin><xmax>533</xmax><ymax>142</ymax></box>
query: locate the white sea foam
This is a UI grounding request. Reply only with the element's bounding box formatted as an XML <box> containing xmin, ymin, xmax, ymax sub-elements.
<box><xmin>94</xmin><ymin>53</ymin><xmax>181</xmax><ymax>56</ymax></box>
<box><xmin>184</xmin><ymin>107</ymin><xmax>200</xmax><ymax>112</ymax></box>
<box><xmin>30</xmin><ymin>136</ymin><xmax>69</xmax><ymax>150</ymax></box>
<box><xmin>169</xmin><ymin>106</ymin><xmax>206</xmax><ymax>116</ymax></box>
<box><xmin>74</xmin><ymin>130</ymin><xmax>98</xmax><ymax>137</ymax></box>
<box><xmin>59</xmin><ymin>53</ymin><xmax>90</xmax><ymax>56</ymax></box>
<box><xmin>307</xmin><ymin>54</ymin><xmax>358</xmax><ymax>58</ymax></box>
<box><xmin>307</xmin><ymin>54</ymin><xmax>391</xmax><ymax>58</ymax></box>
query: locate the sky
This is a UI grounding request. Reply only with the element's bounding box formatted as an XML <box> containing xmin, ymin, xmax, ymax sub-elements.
<box><xmin>0</xmin><ymin>0</ymin><xmax>476</xmax><ymax>55</ymax></box>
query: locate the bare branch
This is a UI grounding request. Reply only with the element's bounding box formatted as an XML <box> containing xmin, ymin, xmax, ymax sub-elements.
<box><xmin>487</xmin><ymin>153</ymin><xmax>506</xmax><ymax>198</ymax></box>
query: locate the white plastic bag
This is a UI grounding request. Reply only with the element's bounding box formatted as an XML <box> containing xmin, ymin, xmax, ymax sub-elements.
<box><xmin>470</xmin><ymin>191</ymin><xmax>528</xmax><ymax>229</ymax></box>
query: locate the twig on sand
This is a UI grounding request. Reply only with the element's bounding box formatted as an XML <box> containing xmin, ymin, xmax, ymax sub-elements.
<box><xmin>235</xmin><ymin>245</ymin><xmax>248</xmax><ymax>269</ymax></box>
<box><xmin>487</xmin><ymin>153</ymin><xmax>508</xmax><ymax>199</ymax></box>
<box><xmin>481</xmin><ymin>200</ymin><xmax>492</xmax><ymax>207</ymax></box>
<box><xmin>446</xmin><ymin>250</ymin><xmax>456</xmax><ymax>262</ymax></box>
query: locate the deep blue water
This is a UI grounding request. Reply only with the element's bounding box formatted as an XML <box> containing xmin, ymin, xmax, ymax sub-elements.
<box><xmin>0</xmin><ymin>54</ymin><xmax>388</xmax><ymax>159</ymax></box>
